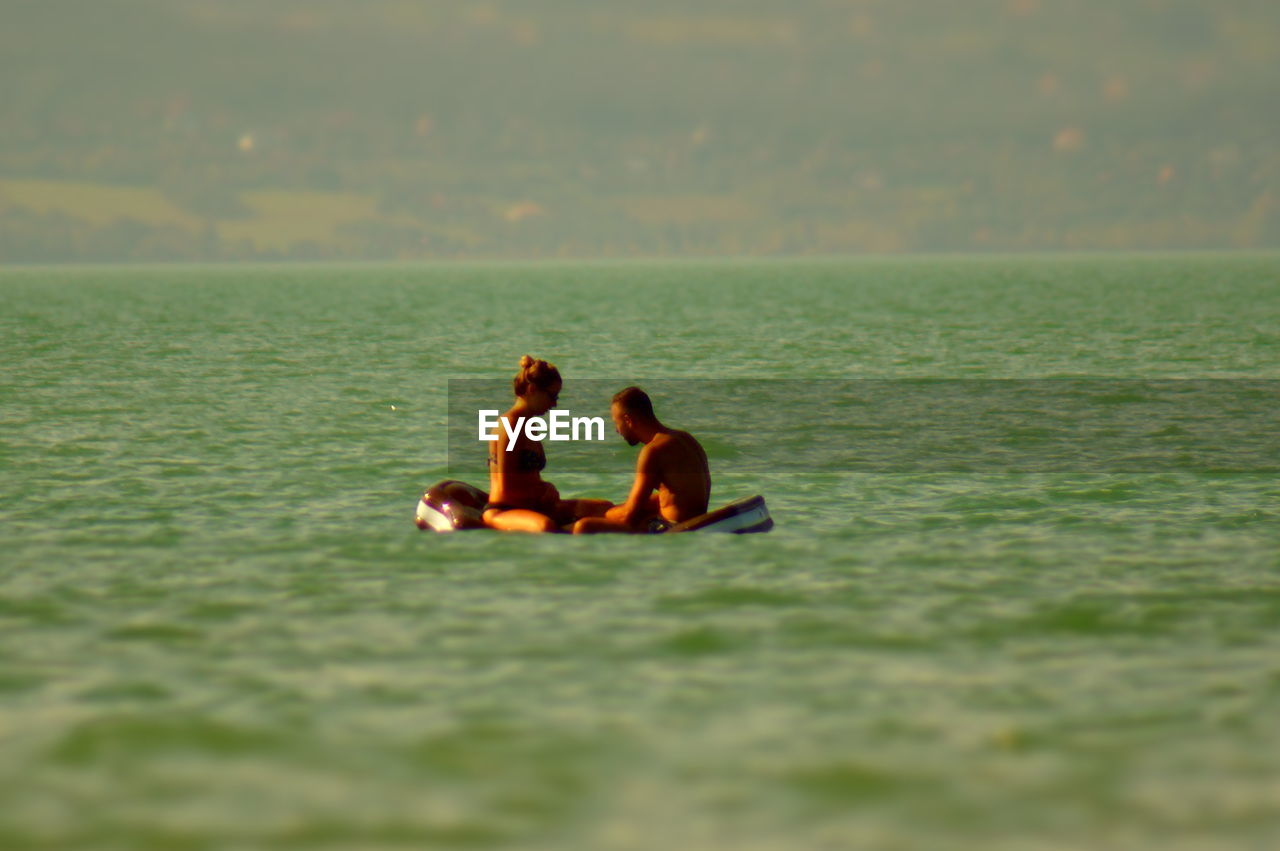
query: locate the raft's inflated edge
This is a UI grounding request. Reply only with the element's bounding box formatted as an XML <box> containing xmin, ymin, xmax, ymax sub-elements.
<box><xmin>414</xmin><ymin>480</ymin><xmax>772</xmax><ymax>534</ymax></box>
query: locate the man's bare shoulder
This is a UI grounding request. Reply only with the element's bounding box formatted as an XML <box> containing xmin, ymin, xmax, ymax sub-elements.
<box><xmin>649</xmin><ymin>430</ymin><xmax>688</xmax><ymax>449</ymax></box>
<box><xmin>632</xmin><ymin>434</ymin><xmax>666</xmax><ymax>469</ymax></box>
<box><xmin>672</xmin><ymin>428</ymin><xmax>702</xmax><ymax>445</ymax></box>
<box><xmin>648</xmin><ymin>429</ymin><xmax>706</xmax><ymax>463</ymax></box>
<box><xmin>666</xmin><ymin>429</ymin><xmax>704</xmax><ymax>451</ymax></box>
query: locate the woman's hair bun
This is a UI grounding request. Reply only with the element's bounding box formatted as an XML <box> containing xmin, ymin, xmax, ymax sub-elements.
<box><xmin>513</xmin><ymin>355</ymin><xmax>561</xmax><ymax>398</ymax></box>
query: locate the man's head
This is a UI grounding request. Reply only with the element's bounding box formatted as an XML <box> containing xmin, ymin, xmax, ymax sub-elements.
<box><xmin>611</xmin><ymin>386</ymin><xmax>655</xmax><ymax>446</ymax></box>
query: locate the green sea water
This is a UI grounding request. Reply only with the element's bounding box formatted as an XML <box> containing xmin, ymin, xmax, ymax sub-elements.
<box><xmin>2</xmin><ymin>255</ymin><xmax>1279</xmax><ymax>850</ymax></box>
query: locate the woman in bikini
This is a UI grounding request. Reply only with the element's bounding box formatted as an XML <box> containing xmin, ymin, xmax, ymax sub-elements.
<box><xmin>483</xmin><ymin>355</ymin><xmax>608</xmax><ymax>532</ymax></box>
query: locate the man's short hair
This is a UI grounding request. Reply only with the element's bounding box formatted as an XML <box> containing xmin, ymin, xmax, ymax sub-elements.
<box><xmin>612</xmin><ymin>386</ymin><xmax>655</xmax><ymax>420</ymax></box>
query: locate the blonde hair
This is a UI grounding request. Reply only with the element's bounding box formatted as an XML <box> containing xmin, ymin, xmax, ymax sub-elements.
<box><xmin>513</xmin><ymin>354</ymin><xmax>561</xmax><ymax>398</ymax></box>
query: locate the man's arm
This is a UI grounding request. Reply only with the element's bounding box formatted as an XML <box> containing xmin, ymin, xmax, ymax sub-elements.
<box><xmin>572</xmin><ymin>445</ymin><xmax>660</xmax><ymax>535</ymax></box>
<box><xmin>616</xmin><ymin>444</ymin><xmax>660</xmax><ymax>530</ymax></box>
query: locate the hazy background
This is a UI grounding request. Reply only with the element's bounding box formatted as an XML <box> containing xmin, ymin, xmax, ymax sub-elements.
<box><xmin>2</xmin><ymin>0</ymin><xmax>1278</xmax><ymax>262</ymax></box>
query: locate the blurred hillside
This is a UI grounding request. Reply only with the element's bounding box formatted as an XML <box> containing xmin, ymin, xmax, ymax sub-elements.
<box><xmin>2</xmin><ymin>0</ymin><xmax>1278</xmax><ymax>261</ymax></box>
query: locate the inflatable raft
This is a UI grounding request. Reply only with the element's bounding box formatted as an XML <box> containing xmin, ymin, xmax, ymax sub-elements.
<box><xmin>414</xmin><ymin>480</ymin><xmax>773</xmax><ymax>534</ymax></box>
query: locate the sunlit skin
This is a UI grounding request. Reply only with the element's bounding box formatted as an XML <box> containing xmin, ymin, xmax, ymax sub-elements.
<box><xmin>483</xmin><ymin>378</ymin><xmax>611</xmax><ymax>533</ymax></box>
<box><xmin>572</xmin><ymin>401</ymin><xmax>710</xmax><ymax>534</ymax></box>
<box><xmin>483</xmin><ymin>379</ymin><xmax>561</xmax><ymax>533</ymax></box>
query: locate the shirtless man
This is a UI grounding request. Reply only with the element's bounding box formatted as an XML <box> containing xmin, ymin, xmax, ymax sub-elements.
<box><xmin>572</xmin><ymin>386</ymin><xmax>710</xmax><ymax>534</ymax></box>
